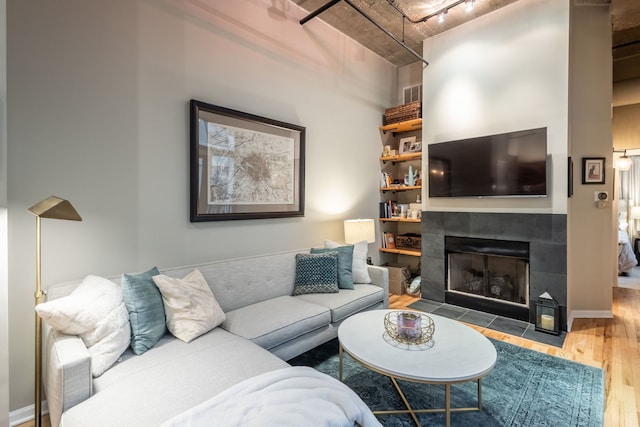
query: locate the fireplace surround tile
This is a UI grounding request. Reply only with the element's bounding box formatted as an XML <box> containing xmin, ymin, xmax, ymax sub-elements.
<box><xmin>421</xmin><ymin>211</ymin><xmax>567</xmax><ymax>329</ymax></box>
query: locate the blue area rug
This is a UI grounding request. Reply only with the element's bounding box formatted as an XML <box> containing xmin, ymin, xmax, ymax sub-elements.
<box><xmin>289</xmin><ymin>338</ymin><xmax>604</xmax><ymax>426</ymax></box>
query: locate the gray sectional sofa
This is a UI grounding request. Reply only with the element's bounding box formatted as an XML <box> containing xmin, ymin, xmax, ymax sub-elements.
<box><xmin>42</xmin><ymin>248</ymin><xmax>389</xmax><ymax>427</ymax></box>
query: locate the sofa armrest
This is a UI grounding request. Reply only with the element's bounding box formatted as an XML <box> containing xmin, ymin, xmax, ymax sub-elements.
<box><xmin>44</xmin><ymin>327</ymin><xmax>92</xmax><ymax>427</ymax></box>
<box><xmin>366</xmin><ymin>265</ymin><xmax>389</xmax><ymax>308</ymax></box>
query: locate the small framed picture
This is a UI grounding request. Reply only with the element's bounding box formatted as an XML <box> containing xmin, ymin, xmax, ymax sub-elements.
<box><xmin>408</xmin><ymin>140</ymin><xmax>422</xmax><ymax>153</ymax></box>
<box><xmin>582</xmin><ymin>157</ymin><xmax>605</xmax><ymax>184</ymax></box>
<box><xmin>399</xmin><ymin>136</ymin><xmax>416</xmax><ymax>154</ymax></box>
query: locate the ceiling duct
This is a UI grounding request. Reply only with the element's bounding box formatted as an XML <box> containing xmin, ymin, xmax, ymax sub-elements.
<box><xmin>299</xmin><ymin>0</ymin><xmax>430</xmax><ymax>66</ymax></box>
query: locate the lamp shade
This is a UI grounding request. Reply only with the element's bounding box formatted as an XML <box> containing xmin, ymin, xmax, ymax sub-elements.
<box><xmin>344</xmin><ymin>219</ymin><xmax>375</xmax><ymax>244</ymax></box>
<box><xmin>616</xmin><ymin>151</ymin><xmax>632</xmax><ymax>171</ymax></box>
<box><xmin>631</xmin><ymin>206</ymin><xmax>640</xmax><ymax>220</ymax></box>
<box><xmin>28</xmin><ymin>196</ymin><xmax>82</xmax><ymax>221</ymax></box>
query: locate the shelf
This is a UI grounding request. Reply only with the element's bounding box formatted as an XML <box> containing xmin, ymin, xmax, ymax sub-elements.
<box><xmin>379</xmin><ymin>247</ymin><xmax>421</xmax><ymax>257</ymax></box>
<box><xmin>379</xmin><ymin>217</ymin><xmax>421</xmax><ymax>223</ymax></box>
<box><xmin>380</xmin><ymin>152</ymin><xmax>422</xmax><ymax>163</ymax></box>
<box><xmin>380</xmin><ymin>185</ymin><xmax>421</xmax><ymax>192</ymax></box>
<box><xmin>379</xmin><ymin>118</ymin><xmax>422</xmax><ymax>134</ymax></box>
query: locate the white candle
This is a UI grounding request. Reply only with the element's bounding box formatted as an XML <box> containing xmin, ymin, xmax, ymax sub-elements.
<box><xmin>541</xmin><ymin>314</ymin><xmax>554</xmax><ymax>331</ymax></box>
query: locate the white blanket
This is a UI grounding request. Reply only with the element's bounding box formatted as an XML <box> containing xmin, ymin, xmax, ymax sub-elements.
<box><xmin>160</xmin><ymin>366</ymin><xmax>382</xmax><ymax>427</ymax></box>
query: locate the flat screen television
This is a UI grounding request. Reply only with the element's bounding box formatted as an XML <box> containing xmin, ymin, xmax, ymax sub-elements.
<box><xmin>428</xmin><ymin>127</ymin><xmax>547</xmax><ymax>198</ymax></box>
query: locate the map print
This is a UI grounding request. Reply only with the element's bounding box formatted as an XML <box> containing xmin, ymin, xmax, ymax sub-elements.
<box><xmin>206</xmin><ymin>122</ymin><xmax>294</xmax><ymax>205</ymax></box>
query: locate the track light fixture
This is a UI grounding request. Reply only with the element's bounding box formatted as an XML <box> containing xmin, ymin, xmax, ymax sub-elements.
<box><xmin>386</xmin><ymin>0</ymin><xmax>480</xmax><ymax>24</ymax></box>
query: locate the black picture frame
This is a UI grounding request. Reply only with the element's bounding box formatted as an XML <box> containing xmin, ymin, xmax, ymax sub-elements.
<box><xmin>581</xmin><ymin>157</ymin><xmax>605</xmax><ymax>185</ymax></box>
<box><xmin>189</xmin><ymin>100</ymin><xmax>305</xmax><ymax>221</ymax></box>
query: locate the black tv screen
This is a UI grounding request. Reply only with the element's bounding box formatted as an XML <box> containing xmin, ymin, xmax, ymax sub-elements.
<box><xmin>428</xmin><ymin>127</ymin><xmax>547</xmax><ymax>198</ymax></box>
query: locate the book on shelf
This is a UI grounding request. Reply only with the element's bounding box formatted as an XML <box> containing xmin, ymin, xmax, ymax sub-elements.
<box><xmin>383</xmin><ymin>232</ymin><xmax>396</xmax><ymax>249</ymax></box>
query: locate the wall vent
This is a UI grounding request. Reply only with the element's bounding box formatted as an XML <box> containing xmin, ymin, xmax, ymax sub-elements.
<box><xmin>403</xmin><ymin>84</ymin><xmax>422</xmax><ymax>104</ymax></box>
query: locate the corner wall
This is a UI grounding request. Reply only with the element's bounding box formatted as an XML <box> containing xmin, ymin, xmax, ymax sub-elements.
<box><xmin>0</xmin><ymin>0</ymin><xmax>8</xmax><ymax>424</ymax></box>
<box><xmin>567</xmin><ymin>2</ymin><xmax>614</xmax><ymax>325</ymax></box>
<box><xmin>7</xmin><ymin>0</ymin><xmax>396</xmax><ymax>414</ymax></box>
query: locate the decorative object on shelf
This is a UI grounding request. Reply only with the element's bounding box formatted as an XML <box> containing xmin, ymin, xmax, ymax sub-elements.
<box><xmin>407</xmin><ymin>165</ymin><xmax>417</xmax><ymax>186</ymax></box>
<box><xmin>190</xmin><ymin>99</ymin><xmax>305</xmax><ymax>221</ymax></box>
<box><xmin>396</xmin><ymin>233</ymin><xmax>421</xmax><ymax>250</ymax></box>
<box><xmin>344</xmin><ymin>219</ymin><xmax>375</xmax><ymax>245</ymax></box>
<box><xmin>28</xmin><ymin>196</ymin><xmax>82</xmax><ymax>427</ymax></box>
<box><xmin>383</xmin><ymin>232</ymin><xmax>396</xmax><ymax>249</ymax></box>
<box><xmin>581</xmin><ymin>157</ymin><xmax>606</xmax><ymax>185</ymax></box>
<box><xmin>535</xmin><ymin>291</ymin><xmax>561</xmax><ymax>335</ymax></box>
<box><xmin>384</xmin><ymin>101</ymin><xmax>422</xmax><ymax>125</ymax></box>
<box><xmin>383</xmin><ymin>311</ymin><xmax>435</xmax><ymax>346</ymax></box>
<box><xmin>399</xmin><ymin>136</ymin><xmax>417</xmax><ymax>154</ymax></box>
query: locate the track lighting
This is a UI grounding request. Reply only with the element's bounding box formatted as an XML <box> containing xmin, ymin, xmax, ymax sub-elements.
<box><xmin>616</xmin><ymin>150</ymin><xmax>632</xmax><ymax>171</ymax></box>
<box><xmin>465</xmin><ymin>0</ymin><xmax>476</xmax><ymax>12</ymax></box>
<box><xmin>438</xmin><ymin>10</ymin><xmax>447</xmax><ymax>23</ymax></box>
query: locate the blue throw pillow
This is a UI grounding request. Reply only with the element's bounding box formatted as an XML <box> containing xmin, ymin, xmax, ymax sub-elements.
<box><xmin>293</xmin><ymin>252</ymin><xmax>340</xmax><ymax>295</ymax></box>
<box><xmin>121</xmin><ymin>267</ymin><xmax>166</xmax><ymax>355</ymax></box>
<box><xmin>311</xmin><ymin>245</ymin><xmax>354</xmax><ymax>289</ymax></box>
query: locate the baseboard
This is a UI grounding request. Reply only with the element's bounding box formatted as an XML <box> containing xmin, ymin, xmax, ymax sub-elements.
<box><xmin>9</xmin><ymin>401</ymin><xmax>47</xmax><ymax>427</ymax></box>
<box><xmin>567</xmin><ymin>310</ymin><xmax>613</xmax><ymax>331</ymax></box>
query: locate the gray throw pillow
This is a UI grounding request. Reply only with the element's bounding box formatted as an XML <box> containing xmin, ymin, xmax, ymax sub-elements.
<box><xmin>311</xmin><ymin>245</ymin><xmax>354</xmax><ymax>289</ymax></box>
<box><xmin>293</xmin><ymin>252</ymin><xmax>340</xmax><ymax>295</ymax></box>
<box><xmin>121</xmin><ymin>267</ymin><xmax>166</xmax><ymax>355</ymax></box>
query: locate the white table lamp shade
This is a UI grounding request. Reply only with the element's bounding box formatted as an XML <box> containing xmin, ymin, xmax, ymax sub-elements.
<box><xmin>344</xmin><ymin>219</ymin><xmax>375</xmax><ymax>244</ymax></box>
<box><xmin>631</xmin><ymin>206</ymin><xmax>640</xmax><ymax>220</ymax></box>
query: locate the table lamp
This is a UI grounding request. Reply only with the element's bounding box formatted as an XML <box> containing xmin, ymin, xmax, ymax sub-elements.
<box><xmin>28</xmin><ymin>196</ymin><xmax>82</xmax><ymax>427</ymax></box>
<box><xmin>344</xmin><ymin>219</ymin><xmax>375</xmax><ymax>244</ymax></box>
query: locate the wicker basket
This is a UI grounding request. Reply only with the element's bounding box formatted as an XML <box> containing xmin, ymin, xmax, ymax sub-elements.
<box><xmin>384</xmin><ymin>101</ymin><xmax>421</xmax><ymax>125</ymax></box>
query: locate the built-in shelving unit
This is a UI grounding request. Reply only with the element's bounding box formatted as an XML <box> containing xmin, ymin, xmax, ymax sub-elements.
<box><xmin>378</xmin><ymin>117</ymin><xmax>423</xmax><ymax>270</ymax></box>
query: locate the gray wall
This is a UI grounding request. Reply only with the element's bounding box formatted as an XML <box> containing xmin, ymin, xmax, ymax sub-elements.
<box><xmin>6</xmin><ymin>0</ymin><xmax>396</xmax><ymax>413</ymax></box>
<box><xmin>0</xmin><ymin>0</ymin><xmax>8</xmax><ymax>424</ymax></box>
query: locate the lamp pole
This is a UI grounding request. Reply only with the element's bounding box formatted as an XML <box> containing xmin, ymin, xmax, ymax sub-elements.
<box><xmin>34</xmin><ymin>215</ymin><xmax>43</xmax><ymax>427</ymax></box>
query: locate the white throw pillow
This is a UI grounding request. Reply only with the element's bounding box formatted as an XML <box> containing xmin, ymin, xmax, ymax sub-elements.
<box><xmin>35</xmin><ymin>275</ymin><xmax>130</xmax><ymax>377</ymax></box>
<box><xmin>325</xmin><ymin>240</ymin><xmax>371</xmax><ymax>284</ymax></box>
<box><xmin>152</xmin><ymin>269</ymin><xmax>225</xmax><ymax>343</ymax></box>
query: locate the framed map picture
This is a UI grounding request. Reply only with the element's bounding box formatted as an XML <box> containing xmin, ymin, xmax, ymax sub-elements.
<box><xmin>190</xmin><ymin>100</ymin><xmax>305</xmax><ymax>221</ymax></box>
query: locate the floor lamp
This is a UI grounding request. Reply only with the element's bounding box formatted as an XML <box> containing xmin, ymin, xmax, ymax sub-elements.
<box><xmin>28</xmin><ymin>196</ymin><xmax>82</xmax><ymax>427</ymax></box>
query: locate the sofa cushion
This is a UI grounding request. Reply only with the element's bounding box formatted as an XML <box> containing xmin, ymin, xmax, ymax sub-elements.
<box><xmin>222</xmin><ymin>296</ymin><xmax>331</xmax><ymax>350</ymax></box>
<box><xmin>152</xmin><ymin>269</ymin><xmax>225</xmax><ymax>343</ymax></box>
<box><xmin>36</xmin><ymin>275</ymin><xmax>130</xmax><ymax>377</ymax></box>
<box><xmin>325</xmin><ymin>240</ymin><xmax>371</xmax><ymax>284</ymax></box>
<box><xmin>63</xmin><ymin>328</ymin><xmax>289</xmax><ymax>427</ymax></box>
<box><xmin>311</xmin><ymin>245</ymin><xmax>354</xmax><ymax>289</ymax></box>
<box><xmin>292</xmin><ymin>252</ymin><xmax>339</xmax><ymax>295</ymax></box>
<box><xmin>121</xmin><ymin>267</ymin><xmax>166</xmax><ymax>355</ymax></box>
<box><xmin>294</xmin><ymin>284</ymin><xmax>384</xmax><ymax>323</ymax></box>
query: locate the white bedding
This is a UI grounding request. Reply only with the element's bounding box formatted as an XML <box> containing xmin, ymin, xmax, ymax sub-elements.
<box><xmin>618</xmin><ymin>229</ymin><xmax>638</xmax><ymax>273</ymax></box>
<box><xmin>160</xmin><ymin>366</ymin><xmax>382</xmax><ymax>427</ymax></box>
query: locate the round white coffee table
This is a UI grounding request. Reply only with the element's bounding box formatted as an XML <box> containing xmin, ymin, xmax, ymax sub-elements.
<box><xmin>338</xmin><ymin>309</ymin><xmax>497</xmax><ymax>427</ymax></box>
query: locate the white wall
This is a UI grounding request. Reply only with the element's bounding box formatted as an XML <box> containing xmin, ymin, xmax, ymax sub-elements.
<box><xmin>0</xmin><ymin>0</ymin><xmax>8</xmax><ymax>424</ymax></box>
<box><xmin>422</xmin><ymin>0</ymin><xmax>570</xmax><ymax>214</ymax></box>
<box><xmin>7</xmin><ymin>0</ymin><xmax>396</xmax><ymax>413</ymax></box>
<box><xmin>567</xmin><ymin>2</ymin><xmax>614</xmax><ymax>325</ymax></box>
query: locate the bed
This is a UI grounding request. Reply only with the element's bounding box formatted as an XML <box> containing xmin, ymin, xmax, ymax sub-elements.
<box><xmin>618</xmin><ymin>229</ymin><xmax>638</xmax><ymax>274</ymax></box>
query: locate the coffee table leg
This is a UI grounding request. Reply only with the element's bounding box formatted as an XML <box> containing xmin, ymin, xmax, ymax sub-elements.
<box><xmin>445</xmin><ymin>383</ymin><xmax>451</xmax><ymax>427</ymax></box>
<box><xmin>339</xmin><ymin>343</ymin><xmax>343</xmax><ymax>381</ymax></box>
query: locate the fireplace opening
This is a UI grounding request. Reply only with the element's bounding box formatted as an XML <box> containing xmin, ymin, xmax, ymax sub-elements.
<box><xmin>445</xmin><ymin>236</ymin><xmax>530</xmax><ymax>321</ymax></box>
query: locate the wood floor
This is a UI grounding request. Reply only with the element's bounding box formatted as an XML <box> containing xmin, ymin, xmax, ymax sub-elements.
<box><xmin>391</xmin><ymin>288</ymin><xmax>640</xmax><ymax>427</ymax></box>
<box><xmin>17</xmin><ymin>288</ymin><xmax>638</xmax><ymax>427</ymax></box>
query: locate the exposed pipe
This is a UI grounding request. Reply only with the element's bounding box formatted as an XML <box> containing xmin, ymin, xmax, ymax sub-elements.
<box><xmin>299</xmin><ymin>0</ymin><xmax>429</xmax><ymax>66</ymax></box>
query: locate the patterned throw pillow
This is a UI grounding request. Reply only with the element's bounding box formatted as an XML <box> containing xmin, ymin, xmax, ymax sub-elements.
<box><xmin>293</xmin><ymin>252</ymin><xmax>340</xmax><ymax>295</ymax></box>
<box><xmin>311</xmin><ymin>245</ymin><xmax>354</xmax><ymax>289</ymax></box>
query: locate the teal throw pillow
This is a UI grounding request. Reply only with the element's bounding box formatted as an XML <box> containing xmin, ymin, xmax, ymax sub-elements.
<box><xmin>293</xmin><ymin>252</ymin><xmax>340</xmax><ymax>295</ymax></box>
<box><xmin>311</xmin><ymin>245</ymin><xmax>354</xmax><ymax>289</ymax></box>
<box><xmin>121</xmin><ymin>266</ymin><xmax>166</xmax><ymax>355</ymax></box>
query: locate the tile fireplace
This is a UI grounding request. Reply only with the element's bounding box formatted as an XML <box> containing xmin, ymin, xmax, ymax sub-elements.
<box><xmin>421</xmin><ymin>212</ymin><xmax>567</xmax><ymax>328</ymax></box>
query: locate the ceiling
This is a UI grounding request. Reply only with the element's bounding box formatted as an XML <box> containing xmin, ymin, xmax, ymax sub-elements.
<box><xmin>292</xmin><ymin>0</ymin><xmax>640</xmax><ymax>82</ymax></box>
